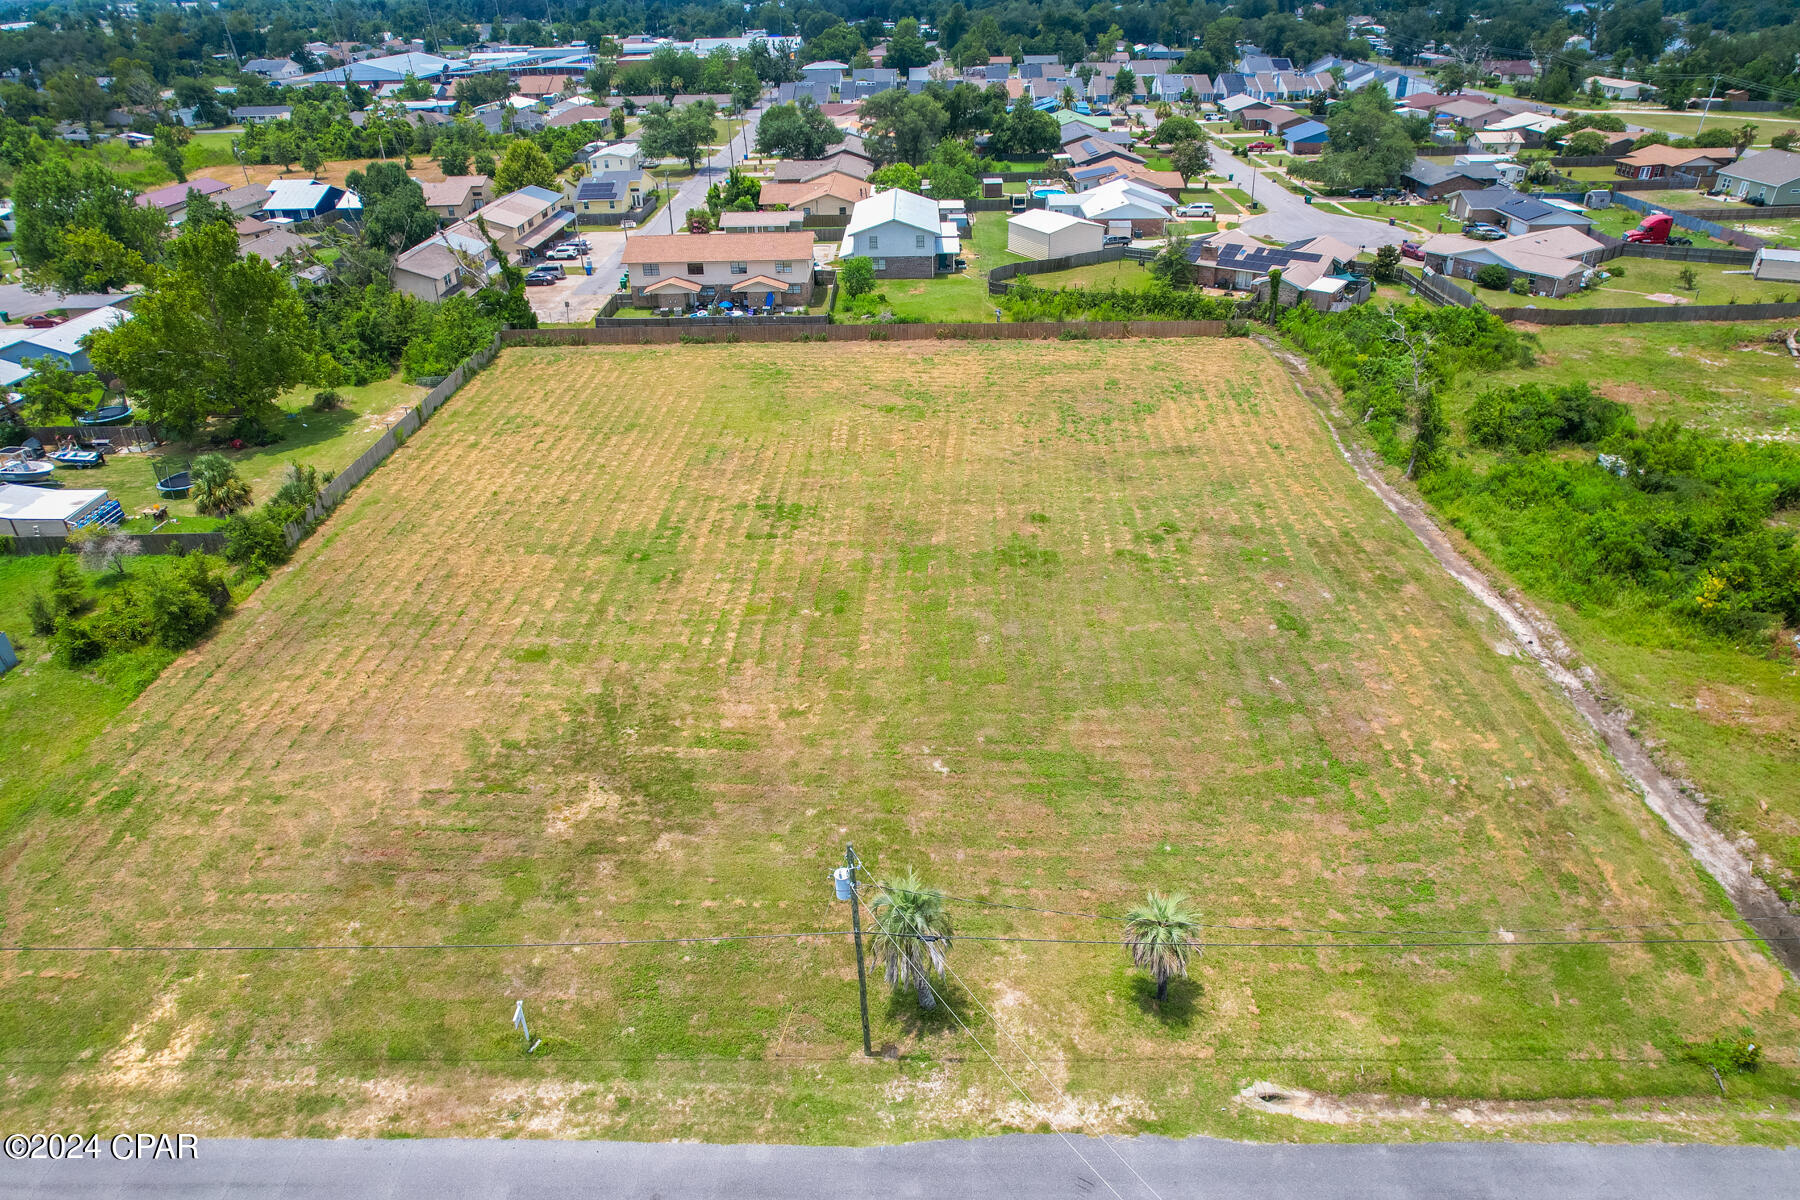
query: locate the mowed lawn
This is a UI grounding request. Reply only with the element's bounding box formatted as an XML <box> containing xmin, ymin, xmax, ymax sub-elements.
<box><xmin>2</xmin><ymin>341</ymin><xmax>1796</xmax><ymax>1142</ymax></box>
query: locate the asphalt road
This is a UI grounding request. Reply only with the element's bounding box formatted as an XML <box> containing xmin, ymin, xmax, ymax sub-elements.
<box><xmin>1209</xmin><ymin>144</ymin><xmax>1410</xmax><ymax>251</ymax></box>
<box><xmin>4</xmin><ymin>1136</ymin><xmax>1794</xmax><ymax>1199</ymax></box>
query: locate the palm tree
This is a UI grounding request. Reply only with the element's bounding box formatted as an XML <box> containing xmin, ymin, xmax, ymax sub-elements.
<box><xmin>1123</xmin><ymin>891</ymin><xmax>1200</xmax><ymax>1003</ymax></box>
<box><xmin>869</xmin><ymin>870</ymin><xmax>953</xmax><ymax>1010</ymax></box>
<box><xmin>190</xmin><ymin>453</ymin><xmax>251</xmax><ymax>516</ymax></box>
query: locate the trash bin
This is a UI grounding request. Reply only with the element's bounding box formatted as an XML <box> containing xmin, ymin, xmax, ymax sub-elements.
<box><xmin>1304</xmin><ymin>194</ymin><xmax>1312</xmax><ymax>205</ymax></box>
<box><xmin>1388</xmin><ymin>217</ymin><xmax>1396</xmax><ymax>226</ymax></box>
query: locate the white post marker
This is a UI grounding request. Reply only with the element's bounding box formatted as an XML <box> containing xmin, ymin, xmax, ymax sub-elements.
<box><xmin>513</xmin><ymin>1000</ymin><xmax>541</xmax><ymax>1054</ymax></box>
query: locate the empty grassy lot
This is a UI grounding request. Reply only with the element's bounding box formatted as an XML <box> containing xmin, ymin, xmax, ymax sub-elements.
<box><xmin>2</xmin><ymin>341</ymin><xmax>1796</xmax><ymax>1142</ymax></box>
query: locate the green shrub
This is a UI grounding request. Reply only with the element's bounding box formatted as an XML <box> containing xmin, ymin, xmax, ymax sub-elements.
<box><xmin>1474</xmin><ymin>263</ymin><xmax>1511</xmax><ymax>290</ymax></box>
<box><xmin>51</xmin><ymin>553</ymin><xmax>230</xmax><ymax>666</ymax></box>
<box><xmin>226</xmin><ymin>414</ymin><xmax>282</xmax><ymax>447</ymax></box>
<box><xmin>1681</xmin><ymin>1036</ymin><xmax>1761</xmax><ymax>1075</ymax></box>
<box><xmin>223</xmin><ymin>512</ymin><xmax>292</xmax><ymax>576</ymax></box>
<box><xmin>1509</xmin><ymin>276</ymin><xmax>1531</xmax><ymax>295</ymax></box>
<box><xmin>310</xmin><ymin>389</ymin><xmax>345</xmax><ymax>412</ymax></box>
<box><xmin>1467</xmin><ymin>382</ymin><xmax>1629</xmax><ymax>453</ymax></box>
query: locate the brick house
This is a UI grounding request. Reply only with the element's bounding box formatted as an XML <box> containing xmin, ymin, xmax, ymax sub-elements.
<box><xmin>622</xmin><ymin>231</ymin><xmax>817</xmax><ymax>307</ymax></box>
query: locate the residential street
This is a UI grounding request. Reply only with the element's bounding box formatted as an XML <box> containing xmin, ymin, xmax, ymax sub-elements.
<box><xmin>1209</xmin><ymin>144</ymin><xmax>1411</xmax><ymax>250</ymax></box>
<box><xmin>5</xmin><ymin>1135</ymin><xmax>1792</xmax><ymax>1198</ymax></box>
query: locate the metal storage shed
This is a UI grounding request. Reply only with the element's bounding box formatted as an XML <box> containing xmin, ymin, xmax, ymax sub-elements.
<box><xmin>1006</xmin><ymin>209</ymin><xmax>1105</xmax><ymax>260</ymax></box>
<box><xmin>1751</xmin><ymin>247</ymin><xmax>1800</xmax><ymax>282</ymax></box>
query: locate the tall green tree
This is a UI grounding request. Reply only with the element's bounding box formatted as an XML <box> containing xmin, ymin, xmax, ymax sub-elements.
<box><xmin>348</xmin><ymin>161</ymin><xmax>437</xmax><ymax>253</ymax></box>
<box><xmin>13</xmin><ymin>158</ymin><xmax>169</xmax><ymax>292</ymax></box>
<box><xmin>638</xmin><ymin>100</ymin><xmax>717</xmax><ymax>169</ymax></box>
<box><xmin>755</xmin><ymin>97</ymin><xmax>843</xmax><ymax>159</ymax></box>
<box><xmin>87</xmin><ymin>221</ymin><xmax>314</xmax><ymax>435</ymax></box>
<box><xmin>46</xmin><ymin>68</ymin><xmax>109</xmax><ymax>139</ymax></box>
<box><xmin>1293</xmin><ymin>83</ymin><xmax>1417</xmax><ymax>190</ymax></box>
<box><xmin>17</xmin><ymin>357</ymin><xmax>102</xmax><ymax>424</ymax></box>
<box><xmin>1168</xmin><ymin>138</ymin><xmax>1211</xmax><ymax>187</ymax></box>
<box><xmin>882</xmin><ymin>18</ymin><xmax>933</xmax><ymax>74</ymax></box>
<box><xmin>1123</xmin><ymin>892</ymin><xmax>1200</xmax><ymax>1004</ymax></box>
<box><xmin>492</xmin><ymin>138</ymin><xmax>557</xmax><ymax>192</ymax></box>
<box><xmin>869</xmin><ymin>870</ymin><xmax>953</xmax><ymax>1010</ymax></box>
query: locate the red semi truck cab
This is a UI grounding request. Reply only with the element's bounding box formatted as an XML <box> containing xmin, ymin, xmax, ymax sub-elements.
<box><xmin>1624</xmin><ymin>213</ymin><xmax>1692</xmax><ymax>246</ymax></box>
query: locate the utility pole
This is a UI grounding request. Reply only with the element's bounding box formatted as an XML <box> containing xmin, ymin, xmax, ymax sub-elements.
<box><xmin>843</xmin><ymin>843</ymin><xmax>873</xmax><ymax>1056</ymax></box>
<box><xmin>1696</xmin><ymin>73</ymin><xmax>1721</xmax><ymax>135</ymax></box>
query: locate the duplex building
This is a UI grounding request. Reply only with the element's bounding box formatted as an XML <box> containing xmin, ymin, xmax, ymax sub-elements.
<box><xmin>1421</xmin><ymin>226</ymin><xmax>1607</xmax><ymax>297</ymax></box>
<box><xmin>622</xmin><ymin>231</ymin><xmax>817</xmax><ymax>306</ymax></box>
<box><xmin>757</xmin><ymin>171</ymin><xmax>870</xmax><ymax>216</ymax></box>
<box><xmin>389</xmin><ymin>227</ymin><xmax>501</xmax><ymax>302</ymax></box>
<box><xmin>450</xmin><ymin>185</ymin><xmax>572</xmax><ymax>259</ymax></box>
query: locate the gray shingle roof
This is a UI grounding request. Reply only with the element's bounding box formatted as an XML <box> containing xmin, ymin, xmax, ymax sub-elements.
<box><xmin>1720</xmin><ymin>149</ymin><xmax>1800</xmax><ymax>187</ymax></box>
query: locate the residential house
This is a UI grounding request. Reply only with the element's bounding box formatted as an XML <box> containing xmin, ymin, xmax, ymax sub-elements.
<box><xmin>295</xmin><ymin>51</ymin><xmax>456</xmax><ymax>86</ymax></box>
<box><xmin>243</xmin><ymin>57</ymin><xmax>304</xmax><ymax>80</ymax></box>
<box><xmin>569</xmin><ymin>170</ymin><xmax>646</xmax><ymax>219</ymax></box>
<box><xmin>757</xmin><ymin>171</ymin><xmax>870</xmax><ymax>216</ymax></box>
<box><xmin>1401</xmin><ymin>156</ymin><xmax>1505</xmax><ymax>200</ymax></box>
<box><xmin>1715</xmin><ymin>149</ymin><xmax>1800</xmax><ymax>204</ymax></box>
<box><xmin>1216</xmin><ymin>93</ymin><xmax>1263</xmax><ymax>116</ymax></box>
<box><xmin>771</xmin><ymin>149</ymin><xmax>874</xmax><ymax>182</ymax></box>
<box><xmin>1467</xmin><ymin>129</ymin><xmax>1528</xmax><ymax>155</ymax></box>
<box><xmin>1482</xmin><ymin>60</ymin><xmax>1537</xmax><ymax>84</ymax></box>
<box><xmin>837</xmin><ymin>189</ymin><xmax>959</xmax><ymax>278</ymax></box>
<box><xmin>1006</xmin><ymin>209</ymin><xmax>1104</xmax><ymax>259</ymax></box>
<box><xmin>1064</xmin><ymin>137</ymin><xmax>1144</xmax><ymax>169</ymax></box>
<box><xmin>545</xmin><ymin>103</ymin><xmax>611</xmax><ymax>128</ymax></box>
<box><xmin>260</xmin><ymin>179</ymin><xmax>358</xmax><ymax>222</ymax></box>
<box><xmin>720</xmin><ymin>211</ymin><xmax>806</xmax><ymax>234</ymax></box>
<box><xmin>514</xmin><ymin>74</ymin><xmax>571</xmax><ymax>98</ymax></box>
<box><xmin>135</xmin><ymin>176</ymin><xmax>230</xmax><ymax>220</ymax></box>
<box><xmin>1044</xmin><ymin>177</ymin><xmax>1174</xmax><ymax>235</ymax></box>
<box><xmin>449</xmin><ymin>185</ymin><xmax>572</xmax><ymax>260</ymax></box>
<box><xmin>1613</xmin><ymin>144</ymin><xmax>1733</xmax><ymax>183</ymax></box>
<box><xmin>1447</xmin><ymin>187</ymin><xmax>1593</xmax><ymax>235</ymax></box>
<box><xmin>1282</xmin><ymin>120</ymin><xmax>1330</xmax><ymax>154</ymax></box>
<box><xmin>1184</xmin><ymin>231</ymin><xmax>1369</xmax><ymax>310</ymax></box>
<box><xmin>799</xmin><ymin>60</ymin><xmax>848</xmax><ymax>90</ymax></box>
<box><xmin>0</xmin><ymin>302</ymin><xmax>131</xmax><ymax>383</ymax></box>
<box><xmin>1237</xmin><ymin>104</ymin><xmax>1305</xmax><ymax>133</ymax></box>
<box><xmin>622</xmin><ymin>231</ymin><xmax>816</xmax><ymax>306</ymax></box>
<box><xmin>586</xmin><ymin>142</ymin><xmax>645</xmax><ymax>173</ymax></box>
<box><xmin>231</xmin><ymin>105</ymin><xmax>293</xmax><ymax>123</ymax></box>
<box><xmin>776</xmin><ymin>80</ymin><xmax>831</xmax><ymax>104</ymax></box>
<box><xmin>419</xmin><ymin>175</ymin><xmax>491</xmax><ymax>222</ymax></box>
<box><xmin>1484</xmin><ymin>110</ymin><xmax>1562</xmax><ymax>146</ymax></box>
<box><xmin>238</xmin><ymin>227</ymin><xmax>316</xmax><ymax>266</ymax></box>
<box><xmin>849</xmin><ymin>68</ymin><xmax>899</xmax><ymax>99</ymax></box>
<box><xmin>1421</xmin><ymin>226</ymin><xmax>1607</xmax><ymax>296</ymax></box>
<box><xmin>1584</xmin><ymin>76</ymin><xmax>1655</xmax><ymax>101</ymax></box>
<box><xmin>1433</xmin><ymin>98</ymin><xmax>1509</xmax><ymax>130</ymax></box>
<box><xmin>390</xmin><ymin>228</ymin><xmax>501</xmax><ymax>301</ymax></box>
<box><xmin>219</xmin><ymin>183</ymin><xmax>272</xmax><ymax>216</ymax></box>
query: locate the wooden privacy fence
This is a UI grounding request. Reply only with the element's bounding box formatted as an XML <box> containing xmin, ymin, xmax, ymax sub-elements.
<box><xmin>23</xmin><ymin>424</ymin><xmax>161</xmax><ymax>450</ymax></box>
<box><xmin>1491</xmin><ymin>300</ymin><xmax>1800</xmax><ymax>326</ymax></box>
<box><xmin>592</xmin><ymin>313</ymin><xmax>831</xmax><ymax>329</ymax></box>
<box><xmin>279</xmin><ymin>333</ymin><xmax>502</xmax><ymax>547</ymax></box>
<box><xmin>988</xmin><ymin>246</ymin><xmax>1133</xmax><ymax>293</ymax></box>
<box><xmin>504</xmin><ymin>320</ymin><xmax>1233</xmax><ymax>347</ymax></box>
<box><xmin>11</xmin><ymin>530</ymin><xmax>226</xmax><ymax>556</ymax></box>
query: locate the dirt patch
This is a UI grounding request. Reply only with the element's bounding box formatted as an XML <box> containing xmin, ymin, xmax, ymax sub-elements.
<box><xmin>1236</xmin><ymin>1080</ymin><xmax>1800</xmax><ymax>1129</ymax></box>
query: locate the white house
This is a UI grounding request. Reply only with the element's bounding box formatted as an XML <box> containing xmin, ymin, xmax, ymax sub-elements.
<box><xmin>1006</xmin><ymin>209</ymin><xmax>1104</xmax><ymax>259</ymax></box>
<box><xmin>1044</xmin><ymin>178</ymin><xmax>1174</xmax><ymax>234</ymax></box>
<box><xmin>1583</xmin><ymin>76</ymin><xmax>1655</xmax><ymax>101</ymax></box>
<box><xmin>838</xmin><ymin>189</ymin><xmax>959</xmax><ymax>278</ymax></box>
<box><xmin>0</xmin><ymin>303</ymin><xmax>131</xmax><ymax>382</ymax></box>
<box><xmin>586</xmin><ymin>141</ymin><xmax>645</xmax><ymax>173</ymax></box>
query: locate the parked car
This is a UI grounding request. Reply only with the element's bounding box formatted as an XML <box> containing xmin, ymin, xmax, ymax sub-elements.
<box><xmin>525</xmin><ymin>267</ymin><xmax>563</xmax><ymax>286</ymax></box>
<box><xmin>1463</xmin><ymin>223</ymin><xmax>1506</xmax><ymax>241</ymax></box>
<box><xmin>545</xmin><ymin>245</ymin><xmax>582</xmax><ymax>260</ymax></box>
<box><xmin>1400</xmin><ymin>240</ymin><xmax>1424</xmax><ymax>261</ymax></box>
<box><xmin>1245</xmin><ymin>141</ymin><xmax>1276</xmax><ymax>152</ymax></box>
<box><xmin>1175</xmin><ymin>202</ymin><xmax>1215</xmax><ymax>218</ymax></box>
<box><xmin>1346</xmin><ymin>187</ymin><xmax>1377</xmax><ymax>199</ymax></box>
<box><xmin>1102</xmin><ymin>234</ymin><xmax>1132</xmax><ymax>247</ymax></box>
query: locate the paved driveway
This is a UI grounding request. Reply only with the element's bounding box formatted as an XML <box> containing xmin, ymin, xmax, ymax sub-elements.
<box><xmin>1209</xmin><ymin>145</ymin><xmax>1410</xmax><ymax>251</ymax></box>
<box><xmin>5</xmin><ymin>1135</ymin><xmax>1793</xmax><ymax>1199</ymax></box>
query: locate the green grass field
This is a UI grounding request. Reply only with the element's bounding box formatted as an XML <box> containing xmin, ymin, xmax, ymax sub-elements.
<box><xmin>1504</xmin><ymin>256</ymin><xmax>1796</xmax><ymax>309</ymax></box>
<box><xmin>2</xmin><ymin>340</ymin><xmax>1795</xmax><ymax>1142</ymax></box>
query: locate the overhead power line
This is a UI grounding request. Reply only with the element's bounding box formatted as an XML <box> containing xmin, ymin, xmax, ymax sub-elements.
<box><xmin>3</xmin><ymin>930</ymin><xmax>1795</xmax><ymax>954</ymax></box>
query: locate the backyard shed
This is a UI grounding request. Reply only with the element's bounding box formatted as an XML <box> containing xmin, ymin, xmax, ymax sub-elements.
<box><xmin>0</xmin><ymin>485</ymin><xmax>112</xmax><ymax>537</ymax></box>
<box><xmin>1751</xmin><ymin>247</ymin><xmax>1800</xmax><ymax>282</ymax></box>
<box><xmin>1006</xmin><ymin>209</ymin><xmax>1104</xmax><ymax>259</ymax></box>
